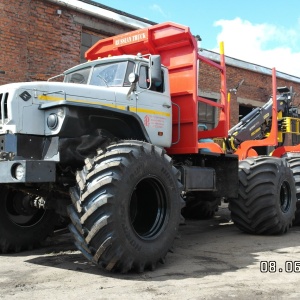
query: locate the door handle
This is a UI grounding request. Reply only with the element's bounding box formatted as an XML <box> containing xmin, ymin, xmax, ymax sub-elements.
<box><xmin>162</xmin><ymin>103</ymin><xmax>171</xmax><ymax>108</ymax></box>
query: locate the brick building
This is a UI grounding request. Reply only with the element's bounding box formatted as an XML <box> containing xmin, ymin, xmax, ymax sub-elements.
<box><xmin>0</xmin><ymin>0</ymin><xmax>299</xmax><ymax>128</ymax></box>
<box><xmin>0</xmin><ymin>0</ymin><xmax>154</xmax><ymax>84</ymax></box>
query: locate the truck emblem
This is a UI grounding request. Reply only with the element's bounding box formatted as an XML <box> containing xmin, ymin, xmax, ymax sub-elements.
<box><xmin>114</xmin><ymin>31</ymin><xmax>147</xmax><ymax>47</ymax></box>
<box><xmin>144</xmin><ymin>115</ymin><xmax>150</xmax><ymax>126</ymax></box>
<box><xmin>19</xmin><ymin>91</ymin><xmax>31</xmax><ymax>101</ymax></box>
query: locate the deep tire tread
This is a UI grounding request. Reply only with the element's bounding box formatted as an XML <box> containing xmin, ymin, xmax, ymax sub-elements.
<box><xmin>229</xmin><ymin>156</ymin><xmax>296</xmax><ymax>234</ymax></box>
<box><xmin>68</xmin><ymin>140</ymin><xmax>182</xmax><ymax>273</ymax></box>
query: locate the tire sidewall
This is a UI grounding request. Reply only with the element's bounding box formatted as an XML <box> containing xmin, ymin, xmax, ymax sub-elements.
<box><xmin>274</xmin><ymin>163</ymin><xmax>297</xmax><ymax>226</ymax></box>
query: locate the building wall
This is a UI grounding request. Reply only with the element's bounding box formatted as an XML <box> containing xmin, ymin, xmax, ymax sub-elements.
<box><xmin>0</xmin><ymin>0</ymin><xmax>299</xmax><ymax>129</ymax></box>
<box><xmin>0</xmin><ymin>0</ymin><xmax>31</xmax><ymax>84</ymax></box>
<box><xmin>0</xmin><ymin>0</ymin><xmax>137</xmax><ymax>85</ymax></box>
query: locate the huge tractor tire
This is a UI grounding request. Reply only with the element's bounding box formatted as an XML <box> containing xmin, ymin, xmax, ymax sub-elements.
<box><xmin>182</xmin><ymin>192</ymin><xmax>220</xmax><ymax>219</ymax></box>
<box><xmin>68</xmin><ymin>141</ymin><xmax>183</xmax><ymax>273</ymax></box>
<box><xmin>283</xmin><ymin>156</ymin><xmax>300</xmax><ymax>225</ymax></box>
<box><xmin>0</xmin><ymin>185</ymin><xmax>58</xmax><ymax>253</ymax></box>
<box><xmin>229</xmin><ymin>156</ymin><xmax>296</xmax><ymax>234</ymax></box>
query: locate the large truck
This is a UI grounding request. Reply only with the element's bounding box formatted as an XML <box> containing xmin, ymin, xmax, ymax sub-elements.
<box><xmin>0</xmin><ymin>22</ymin><xmax>299</xmax><ymax>273</ymax></box>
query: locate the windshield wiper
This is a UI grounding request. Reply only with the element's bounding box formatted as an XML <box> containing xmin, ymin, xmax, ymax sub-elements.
<box><xmin>97</xmin><ymin>75</ymin><xmax>109</xmax><ymax>87</ymax></box>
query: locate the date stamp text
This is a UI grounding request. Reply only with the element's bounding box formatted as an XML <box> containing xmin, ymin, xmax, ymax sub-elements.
<box><xmin>260</xmin><ymin>261</ymin><xmax>300</xmax><ymax>273</ymax></box>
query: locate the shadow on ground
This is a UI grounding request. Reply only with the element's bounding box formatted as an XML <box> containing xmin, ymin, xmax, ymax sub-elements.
<box><xmin>5</xmin><ymin>204</ymin><xmax>300</xmax><ymax>281</ymax></box>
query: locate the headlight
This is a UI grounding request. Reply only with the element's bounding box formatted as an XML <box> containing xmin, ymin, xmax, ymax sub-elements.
<box><xmin>47</xmin><ymin>113</ymin><xmax>59</xmax><ymax>129</ymax></box>
<box><xmin>12</xmin><ymin>163</ymin><xmax>25</xmax><ymax>180</ymax></box>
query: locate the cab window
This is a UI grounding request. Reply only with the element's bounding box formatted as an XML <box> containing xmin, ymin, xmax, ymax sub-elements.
<box><xmin>138</xmin><ymin>66</ymin><xmax>164</xmax><ymax>92</ymax></box>
<box><xmin>64</xmin><ymin>67</ymin><xmax>91</xmax><ymax>84</ymax></box>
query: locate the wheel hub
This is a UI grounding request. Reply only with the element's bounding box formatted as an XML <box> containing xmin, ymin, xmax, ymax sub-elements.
<box><xmin>6</xmin><ymin>191</ymin><xmax>45</xmax><ymax>227</ymax></box>
<box><xmin>130</xmin><ymin>176</ymin><xmax>168</xmax><ymax>240</ymax></box>
<box><xmin>12</xmin><ymin>193</ymin><xmax>38</xmax><ymax>216</ymax></box>
<box><xmin>280</xmin><ymin>181</ymin><xmax>291</xmax><ymax>213</ymax></box>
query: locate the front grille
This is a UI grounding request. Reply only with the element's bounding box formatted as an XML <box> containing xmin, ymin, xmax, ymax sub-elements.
<box><xmin>0</xmin><ymin>93</ymin><xmax>8</xmax><ymax>124</ymax></box>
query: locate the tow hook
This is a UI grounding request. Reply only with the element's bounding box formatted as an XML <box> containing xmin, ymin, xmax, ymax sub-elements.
<box><xmin>0</xmin><ymin>151</ymin><xmax>15</xmax><ymax>161</ymax></box>
<box><xmin>33</xmin><ymin>197</ymin><xmax>46</xmax><ymax>209</ymax></box>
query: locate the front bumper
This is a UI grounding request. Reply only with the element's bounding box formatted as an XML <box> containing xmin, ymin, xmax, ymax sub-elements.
<box><xmin>0</xmin><ymin>160</ymin><xmax>56</xmax><ymax>183</ymax></box>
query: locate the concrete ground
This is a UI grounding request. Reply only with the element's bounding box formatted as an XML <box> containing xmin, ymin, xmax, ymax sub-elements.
<box><xmin>1</xmin><ymin>204</ymin><xmax>300</xmax><ymax>300</ymax></box>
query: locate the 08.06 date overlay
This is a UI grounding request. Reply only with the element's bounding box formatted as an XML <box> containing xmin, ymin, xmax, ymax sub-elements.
<box><xmin>260</xmin><ymin>261</ymin><xmax>300</xmax><ymax>273</ymax></box>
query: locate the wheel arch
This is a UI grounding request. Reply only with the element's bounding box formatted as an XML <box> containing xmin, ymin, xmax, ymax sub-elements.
<box><xmin>40</xmin><ymin>100</ymin><xmax>151</xmax><ymax>142</ymax></box>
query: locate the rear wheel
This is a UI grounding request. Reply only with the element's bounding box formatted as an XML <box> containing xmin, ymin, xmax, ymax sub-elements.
<box><xmin>229</xmin><ymin>156</ymin><xmax>296</xmax><ymax>234</ymax></box>
<box><xmin>68</xmin><ymin>141</ymin><xmax>183</xmax><ymax>273</ymax></box>
<box><xmin>283</xmin><ymin>155</ymin><xmax>300</xmax><ymax>225</ymax></box>
<box><xmin>0</xmin><ymin>185</ymin><xmax>58</xmax><ymax>253</ymax></box>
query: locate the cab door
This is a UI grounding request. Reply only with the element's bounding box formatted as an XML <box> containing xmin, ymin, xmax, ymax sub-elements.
<box><xmin>135</xmin><ymin>64</ymin><xmax>172</xmax><ymax>148</ymax></box>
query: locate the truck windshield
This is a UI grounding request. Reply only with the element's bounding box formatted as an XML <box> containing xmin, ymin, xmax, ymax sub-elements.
<box><xmin>90</xmin><ymin>61</ymin><xmax>134</xmax><ymax>87</ymax></box>
<box><xmin>63</xmin><ymin>61</ymin><xmax>135</xmax><ymax>87</ymax></box>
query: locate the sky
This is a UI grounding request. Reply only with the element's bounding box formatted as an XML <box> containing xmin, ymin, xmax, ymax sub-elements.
<box><xmin>94</xmin><ymin>0</ymin><xmax>300</xmax><ymax>77</ymax></box>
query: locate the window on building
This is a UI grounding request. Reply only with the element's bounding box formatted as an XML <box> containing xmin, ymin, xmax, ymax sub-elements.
<box><xmin>198</xmin><ymin>98</ymin><xmax>216</xmax><ymax>130</ymax></box>
<box><xmin>81</xmin><ymin>31</ymin><xmax>106</xmax><ymax>63</ymax></box>
<box><xmin>239</xmin><ymin>104</ymin><xmax>254</xmax><ymax>121</ymax></box>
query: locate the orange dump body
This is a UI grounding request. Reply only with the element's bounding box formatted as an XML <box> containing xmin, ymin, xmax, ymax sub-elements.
<box><xmin>86</xmin><ymin>22</ymin><xmax>228</xmax><ymax>155</ymax></box>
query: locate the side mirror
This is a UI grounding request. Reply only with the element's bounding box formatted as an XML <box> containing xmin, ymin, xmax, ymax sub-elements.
<box><xmin>128</xmin><ymin>72</ymin><xmax>139</xmax><ymax>84</ymax></box>
<box><xmin>149</xmin><ymin>55</ymin><xmax>162</xmax><ymax>84</ymax></box>
<box><xmin>127</xmin><ymin>73</ymin><xmax>139</xmax><ymax>99</ymax></box>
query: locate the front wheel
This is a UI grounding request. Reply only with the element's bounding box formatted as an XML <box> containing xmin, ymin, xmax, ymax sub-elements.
<box><xmin>0</xmin><ymin>185</ymin><xmax>58</xmax><ymax>253</ymax></box>
<box><xmin>68</xmin><ymin>141</ymin><xmax>183</xmax><ymax>273</ymax></box>
<box><xmin>229</xmin><ymin>156</ymin><xmax>296</xmax><ymax>234</ymax></box>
